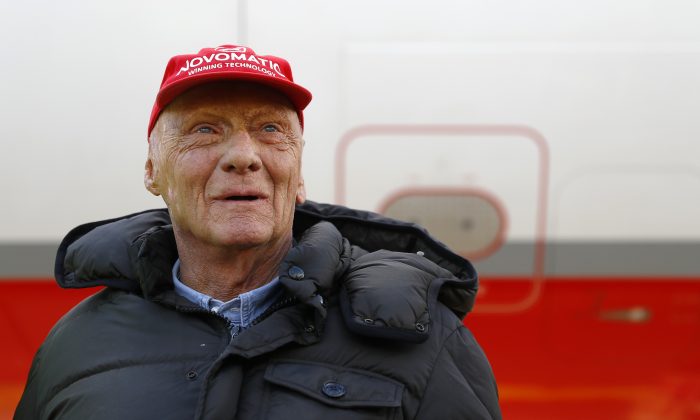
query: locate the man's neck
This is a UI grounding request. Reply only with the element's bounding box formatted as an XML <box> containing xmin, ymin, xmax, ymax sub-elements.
<box><xmin>174</xmin><ymin>235</ymin><xmax>292</xmax><ymax>302</ymax></box>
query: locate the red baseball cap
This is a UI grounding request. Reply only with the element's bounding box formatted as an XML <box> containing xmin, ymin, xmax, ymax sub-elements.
<box><xmin>148</xmin><ymin>44</ymin><xmax>312</xmax><ymax>137</ymax></box>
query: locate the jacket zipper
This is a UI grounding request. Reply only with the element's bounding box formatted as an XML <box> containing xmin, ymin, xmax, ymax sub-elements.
<box><xmin>174</xmin><ymin>293</ymin><xmax>301</xmax><ymax>335</ymax></box>
<box><xmin>175</xmin><ymin>304</ymin><xmax>240</xmax><ymax>337</ymax></box>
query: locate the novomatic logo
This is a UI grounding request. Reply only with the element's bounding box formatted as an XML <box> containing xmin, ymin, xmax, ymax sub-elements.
<box><xmin>176</xmin><ymin>49</ymin><xmax>287</xmax><ymax>78</ymax></box>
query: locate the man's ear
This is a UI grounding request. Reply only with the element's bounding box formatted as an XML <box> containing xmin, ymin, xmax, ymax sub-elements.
<box><xmin>144</xmin><ymin>157</ymin><xmax>161</xmax><ymax>196</ymax></box>
<box><xmin>295</xmin><ymin>175</ymin><xmax>306</xmax><ymax>204</ymax></box>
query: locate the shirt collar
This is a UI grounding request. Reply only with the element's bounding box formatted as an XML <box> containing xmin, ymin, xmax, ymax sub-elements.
<box><xmin>171</xmin><ymin>259</ymin><xmax>283</xmax><ymax>329</ymax></box>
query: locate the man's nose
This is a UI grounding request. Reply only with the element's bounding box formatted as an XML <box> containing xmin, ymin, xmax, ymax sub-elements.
<box><xmin>219</xmin><ymin>131</ymin><xmax>262</xmax><ymax>173</ymax></box>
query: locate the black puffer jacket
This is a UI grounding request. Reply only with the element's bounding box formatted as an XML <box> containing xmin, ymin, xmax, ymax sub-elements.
<box><xmin>16</xmin><ymin>201</ymin><xmax>501</xmax><ymax>420</ymax></box>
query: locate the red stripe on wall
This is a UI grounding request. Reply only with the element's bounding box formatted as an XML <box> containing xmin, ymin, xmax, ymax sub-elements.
<box><xmin>2</xmin><ymin>277</ymin><xmax>699</xmax><ymax>419</ymax></box>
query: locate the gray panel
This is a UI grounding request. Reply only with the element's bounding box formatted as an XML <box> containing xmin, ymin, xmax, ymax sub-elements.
<box><xmin>472</xmin><ymin>242</ymin><xmax>536</xmax><ymax>275</ymax></box>
<box><xmin>0</xmin><ymin>241</ymin><xmax>698</xmax><ymax>279</ymax></box>
<box><xmin>0</xmin><ymin>243</ymin><xmax>58</xmax><ymax>277</ymax></box>
<box><xmin>476</xmin><ymin>241</ymin><xmax>700</xmax><ymax>276</ymax></box>
<box><xmin>544</xmin><ymin>242</ymin><xmax>700</xmax><ymax>277</ymax></box>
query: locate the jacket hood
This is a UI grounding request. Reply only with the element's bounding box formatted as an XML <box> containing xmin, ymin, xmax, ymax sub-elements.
<box><xmin>57</xmin><ymin>201</ymin><xmax>478</xmax><ymax>317</ymax></box>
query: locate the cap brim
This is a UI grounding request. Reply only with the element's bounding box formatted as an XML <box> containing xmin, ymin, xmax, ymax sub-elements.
<box><xmin>157</xmin><ymin>71</ymin><xmax>312</xmax><ymax>112</ymax></box>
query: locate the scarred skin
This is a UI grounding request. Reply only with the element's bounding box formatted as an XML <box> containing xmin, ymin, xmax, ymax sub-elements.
<box><xmin>144</xmin><ymin>82</ymin><xmax>307</xmax><ymax>301</ymax></box>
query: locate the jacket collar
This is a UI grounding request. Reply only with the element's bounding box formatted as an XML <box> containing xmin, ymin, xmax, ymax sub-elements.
<box><xmin>56</xmin><ymin>201</ymin><xmax>478</xmax><ymax>317</ymax></box>
<box><xmin>293</xmin><ymin>201</ymin><xmax>475</xmax><ymax>281</ymax></box>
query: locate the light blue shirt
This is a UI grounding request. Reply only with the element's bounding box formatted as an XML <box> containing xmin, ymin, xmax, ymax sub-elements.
<box><xmin>172</xmin><ymin>259</ymin><xmax>284</xmax><ymax>335</ymax></box>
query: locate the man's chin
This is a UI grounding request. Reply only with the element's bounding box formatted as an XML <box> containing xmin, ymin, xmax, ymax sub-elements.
<box><xmin>174</xmin><ymin>217</ymin><xmax>289</xmax><ymax>251</ymax></box>
<box><xmin>206</xmin><ymin>224</ymin><xmax>277</xmax><ymax>249</ymax></box>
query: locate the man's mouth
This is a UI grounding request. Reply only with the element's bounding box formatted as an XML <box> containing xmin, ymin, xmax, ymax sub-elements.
<box><xmin>225</xmin><ymin>195</ymin><xmax>259</xmax><ymax>201</ymax></box>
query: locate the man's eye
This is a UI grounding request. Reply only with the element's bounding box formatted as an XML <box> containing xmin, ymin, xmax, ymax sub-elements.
<box><xmin>195</xmin><ymin>126</ymin><xmax>215</xmax><ymax>134</ymax></box>
<box><xmin>263</xmin><ymin>124</ymin><xmax>279</xmax><ymax>133</ymax></box>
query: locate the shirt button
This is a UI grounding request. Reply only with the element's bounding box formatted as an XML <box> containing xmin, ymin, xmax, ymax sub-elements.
<box><xmin>288</xmin><ymin>266</ymin><xmax>305</xmax><ymax>280</ymax></box>
<box><xmin>322</xmin><ymin>381</ymin><xmax>346</xmax><ymax>398</ymax></box>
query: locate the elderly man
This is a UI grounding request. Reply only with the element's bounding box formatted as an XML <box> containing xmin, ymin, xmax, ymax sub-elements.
<box><xmin>16</xmin><ymin>45</ymin><xmax>501</xmax><ymax>419</ymax></box>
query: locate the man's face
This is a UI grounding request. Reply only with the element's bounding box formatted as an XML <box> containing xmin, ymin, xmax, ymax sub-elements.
<box><xmin>145</xmin><ymin>82</ymin><xmax>305</xmax><ymax>250</ymax></box>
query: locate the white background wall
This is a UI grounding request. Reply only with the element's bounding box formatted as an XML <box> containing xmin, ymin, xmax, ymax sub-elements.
<box><xmin>1</xmin><ymin>0</ymin><xmax>699</xmax><ymax>242</ymax></box>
